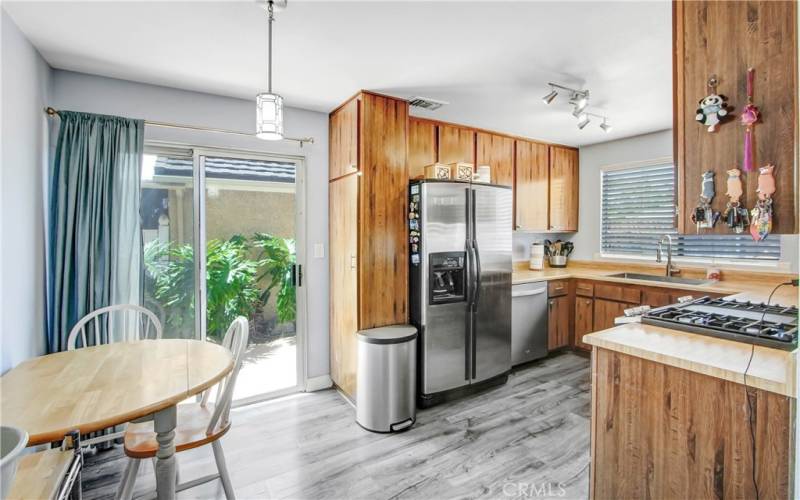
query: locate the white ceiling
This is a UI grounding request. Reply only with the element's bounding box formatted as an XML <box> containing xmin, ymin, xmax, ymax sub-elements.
<box><xmin>4</xmin><ymin>0</ymin><xmax>673</xmax><ymax>147</ymax></box>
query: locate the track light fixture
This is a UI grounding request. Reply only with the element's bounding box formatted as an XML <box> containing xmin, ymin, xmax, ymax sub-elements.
<box><xmin>542</xmin><ymin>88</ymin><xmax>558</xmax><ymax>104</ymax></box>
<box><xmin>541</xmin><ymin>82</ymin><xmax>612</xmax><ymax>133</ymax></box>
<box><xmin>581</xmin><ymin>112</ymin><xmax>611</xmax><ymax>132</ymax></box>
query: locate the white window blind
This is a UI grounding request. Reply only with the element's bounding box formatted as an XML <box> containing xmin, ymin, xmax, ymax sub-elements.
<box><xmin>601</xmin><ymin>163</ymin><xmax>780</xmax><ymax>261</ymax></box>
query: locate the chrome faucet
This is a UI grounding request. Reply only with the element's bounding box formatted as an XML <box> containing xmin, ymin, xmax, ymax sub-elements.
<box><xmin>656</xmin><ymin>234</ymin><xmax>681</xmax><ymax>276</ymax></box>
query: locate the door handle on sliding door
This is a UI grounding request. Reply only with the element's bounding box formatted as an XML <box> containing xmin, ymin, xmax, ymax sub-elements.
<box><xmin>291</xmin><ymin>264</ymin><xmax>303</xmax><ymax>287</ymax></box>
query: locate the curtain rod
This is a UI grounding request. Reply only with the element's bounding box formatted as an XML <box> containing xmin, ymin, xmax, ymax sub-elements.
<box><xmin>44</xmin><ymin>107</ymin><xmax>314</xmax><ymax>148</ymax></box>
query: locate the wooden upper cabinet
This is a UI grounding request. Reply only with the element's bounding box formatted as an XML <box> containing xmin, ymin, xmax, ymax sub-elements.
<box><xmin>514</xmin><ymin>140</ymin><xmax>549</xmax><ymax>231</ymax></box>
<box><xmin>358</xmin><ymin>93</ymin><xmax>409</xmax><ymax>329</ymax></box>
<box><xmin>408</xmin><ymin>118</ymin><xmax>436</xmax><ymax>180</ymax></box>
<box><xmin>329</xmin><ymin>98</ymin><xmax>359</xmax><ymax>180</ymax></box>
<box><xmin>548</xmin><ymin>146</ymin><xmax>579</xmax><ymax>232</ymax></box>
<box><xmin>437</xmin><ymin>124</ymin><xmax>475</xmax><ymax>166</ymax></box>
<box><xmin>476</xmin><ymin>132</ymin><xmax>514</xmax><ymax>187</ymax></box>
<box><xmin>674</xmin><ymin>0</ymin><xmax>797</xmax><ymax>233</ymax></box>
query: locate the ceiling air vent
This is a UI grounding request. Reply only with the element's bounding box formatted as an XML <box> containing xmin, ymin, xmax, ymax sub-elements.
<box><xmin>408</xmin><ymin>96</ymin><xmax>449</xmax><ymax>111</ymax></box>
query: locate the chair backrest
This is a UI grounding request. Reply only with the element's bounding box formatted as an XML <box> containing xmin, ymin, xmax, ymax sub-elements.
<box><xmin>67</xmin><ymin>304</ymin><xmax>163</xmax><ymax>350</ymax></box>
<box><xmin>202</xmin><ymin>317</ymin><xmax>249</xmax><ymax>434</ymax></box>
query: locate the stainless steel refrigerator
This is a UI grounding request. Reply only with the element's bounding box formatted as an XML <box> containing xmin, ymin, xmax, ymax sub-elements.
<box><xmin>408</xmin><ymin>180</ymin><xmax>512</xmax><ymax>407</ymax></box>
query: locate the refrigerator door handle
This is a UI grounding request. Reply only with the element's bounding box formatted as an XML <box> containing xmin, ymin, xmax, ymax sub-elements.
<box><xmin>471</xmin><ymin>190</ymin><xmax>482</xmax><ymax>310</ymax></box>
<box><xmin>464</xmin><ymin>187</ymin><xmax>473</xmax><ymax>381</ymax></box>
<box><xmin>473</xmin><ymin>239</ymin><xmax>482</xmax><ymax>309</ymax></box>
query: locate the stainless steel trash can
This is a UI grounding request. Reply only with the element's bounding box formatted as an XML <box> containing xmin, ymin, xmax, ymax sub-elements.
<box><xmin>356</xmin><ymin>325</ymin><xmax>417</xmax><ymax>433</ymax></box>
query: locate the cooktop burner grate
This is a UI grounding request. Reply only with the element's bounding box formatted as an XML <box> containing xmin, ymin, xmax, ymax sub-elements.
<box><xmin>642</xmin><ymin>296</ymin><xmax>798</xmax><ymax>350</ymax></box>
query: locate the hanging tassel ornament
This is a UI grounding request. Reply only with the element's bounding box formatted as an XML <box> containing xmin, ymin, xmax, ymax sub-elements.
<box><xmin>740</xmin><ymin>68</ymin><xmax>760</xmax><ymax>172</ymax></box>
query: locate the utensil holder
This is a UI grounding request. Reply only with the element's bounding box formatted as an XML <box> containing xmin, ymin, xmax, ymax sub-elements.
<box><xmin>549</xmin><ymin>255</ymin><xmax>568</xmax><ymax>268</ymax></box>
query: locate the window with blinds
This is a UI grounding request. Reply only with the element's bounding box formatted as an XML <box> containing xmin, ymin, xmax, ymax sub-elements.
<box><xmin>601</xmin><ymin>163</ymin><xmax>780</xmax><ymax>261</ymax></box>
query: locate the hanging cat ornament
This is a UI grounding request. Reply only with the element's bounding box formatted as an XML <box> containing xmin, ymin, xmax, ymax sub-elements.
<box><xmin>740</xmin><ymin>68</ymin><xmax>760</xmax><ymax>172</ymax></box>
<box><xmin>695</xmin><ymin>75</ymin><xmax>730</xmax><ymax>132</ymax></box>
<box><xmin>750</xmin><ymin>164</ymin><xmax>775</xmax><ymax>241</ymax></box>
<box><xmin>723</xmin><ymin>168</ymin><xmax>749</xmax><ymax>233</ymax></box>
<box><xmin>691</xmin><ymin>170</ymin><xmax>720</xmax><ymax>231</ymax></box>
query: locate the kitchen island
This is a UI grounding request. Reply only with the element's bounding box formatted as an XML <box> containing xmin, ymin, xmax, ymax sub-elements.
<box><xmin>564</xmin><ymin>263</ymin><xmax>799</xmax><ymax>499</ymax></box>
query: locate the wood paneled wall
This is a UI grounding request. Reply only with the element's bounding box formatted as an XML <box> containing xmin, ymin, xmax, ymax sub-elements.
<box><xmin>674</xmin><ymin>0</ymin><xmax>798</xmax><ymax>234</ymax></box>
<box><xmin>591</xmin><ymin>348</ymin><xmax>792</xmax><ymax>499</ymax></box>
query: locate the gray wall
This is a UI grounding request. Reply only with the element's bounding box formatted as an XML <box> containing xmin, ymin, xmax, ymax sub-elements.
<box><xmin>1</xmin><ymin>9</ymin><xmax>51</xmax><ymax>373</ymax></box>
<box><xmin>51</xmin><ymin>70</ymin><xmax>331</xmax><ymax>379</ymax></box>
<box><xmin>514</xmin><ymin>129</ymin><xmax>798</xmax><ymax>272</ymax></box>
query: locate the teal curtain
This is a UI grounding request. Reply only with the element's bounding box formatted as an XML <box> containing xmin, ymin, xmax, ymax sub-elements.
<box><xmin>46</xmin><ymin>111</ymin><xmax>144</xmax><ymax>353</ymax></box>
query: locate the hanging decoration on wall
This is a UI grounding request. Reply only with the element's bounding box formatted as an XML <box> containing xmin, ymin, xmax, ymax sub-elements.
<box><xmin>740</xmin><ymin>68</ymin><xmax>760</xmax><ymax>172</ymax></box>
<box><xmin>691</xmin><ymin>170</ymin><xmax>720</xmax><ymax>231</ymax></box>
<box><xmin>723</xmin><ymin>168</ymin><xmax>749</xmax><ymax>233</ymax></box>
<box><xmin>695</xmin><ymin>75</ymin><xmax>730</xmax><ymax>133</ymax></box>
<box><xmin>750</xmin><ymin>164</ymin><xmax>776</xmax><ymax>241</ymax></box>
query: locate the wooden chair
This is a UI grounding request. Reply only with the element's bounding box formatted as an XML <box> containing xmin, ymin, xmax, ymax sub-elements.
<box><xmin>8</xmin><ymin>431</ymin><xmax>83</xmax><ymax>500</ymax></box>
<box><xmin>67</xmin><ymin>304</ymin><xmax>163</xmax><ymax>350</ymax></box>
<box><xmin>67</xmin><ymin>304</ymin><xmax>163</xmax><ymax>448</ymax></box>
<box><xmin>116</xmin><ymin>317</ymin><xmax>249</xmax><ymax>500</ymax></box>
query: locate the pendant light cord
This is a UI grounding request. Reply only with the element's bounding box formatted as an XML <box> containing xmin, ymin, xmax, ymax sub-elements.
<box><xmin>267</xmin><ymin>0</ymin><xmax>274</xmax><ymax>93</ymax></box>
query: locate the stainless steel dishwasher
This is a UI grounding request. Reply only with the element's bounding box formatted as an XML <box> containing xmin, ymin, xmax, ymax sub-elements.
<box><xmin>511</xmin><ymin>281</ymin><xmax>548</xmax><ymax>365</ymax></box>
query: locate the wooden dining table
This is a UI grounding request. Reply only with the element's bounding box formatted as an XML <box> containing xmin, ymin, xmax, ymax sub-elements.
<box><xmin>0</xmin><ymin>339</ymin><xmax>233</xmax><ymax>500</ymax></box>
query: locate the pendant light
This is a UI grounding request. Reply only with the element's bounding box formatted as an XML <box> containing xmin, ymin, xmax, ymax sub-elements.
<box><xmin>256</xmin><ymin>0</ymin><xmax>284</xmax><ymax>140</ymax></box>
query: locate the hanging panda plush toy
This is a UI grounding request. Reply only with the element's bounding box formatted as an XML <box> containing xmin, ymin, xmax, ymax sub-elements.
<box><xmin>695</xmin><ymin>94</ymin><xmax>730</xmax><ymax>132</ymax></box>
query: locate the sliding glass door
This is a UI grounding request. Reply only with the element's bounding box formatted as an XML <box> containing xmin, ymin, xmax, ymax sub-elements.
<box><xmin>200</xmin><ymin>152</ymin><xmax>301</xmax><ymax>402</ymax></box>
<box><xmin>141</xmin><ymin>145</ymin><xmax>305</xmax><ymax>403</ymax></box>
<box><xmin>140</xmin><ymin>147</ymin><xmax>197</xmax><ymax>340</ymax></box>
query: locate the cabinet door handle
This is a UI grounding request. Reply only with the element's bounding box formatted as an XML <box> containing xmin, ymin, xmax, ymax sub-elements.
<box><xmin>350</xmin><ymin>255</ymin><xmax>357</xmax><ymax>269</ymax></box>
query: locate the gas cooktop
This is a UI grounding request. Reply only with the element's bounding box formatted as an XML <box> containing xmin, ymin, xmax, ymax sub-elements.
<box><xmin>641</xmin><ymin>296</ymin><xmax>798</xmax><ymax>351</ymax></box>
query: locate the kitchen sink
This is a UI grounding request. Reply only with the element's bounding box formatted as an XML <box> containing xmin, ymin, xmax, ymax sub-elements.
<box><xmin>607</xmin><ymin>272</ymin><xmax>716</xmax><ymax>286</ymax></box>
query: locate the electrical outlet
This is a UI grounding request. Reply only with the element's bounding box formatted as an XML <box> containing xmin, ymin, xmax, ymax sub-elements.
<box><xmin>314</xmin><ymin>243</ymin><xmax>325</xmax><ymax>259</ymax></box>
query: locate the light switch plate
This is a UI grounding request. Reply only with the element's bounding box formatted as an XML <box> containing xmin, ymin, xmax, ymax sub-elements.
<box><xmin>314</xmin><ymin>243</ymin><xmax>325</xmax><ymax>259</ymax></box>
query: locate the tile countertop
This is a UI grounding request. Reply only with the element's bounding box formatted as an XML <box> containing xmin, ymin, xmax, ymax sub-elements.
<box><xmin>514</xmin><ymin>260</ymin><xmax>799</xmax><ymax>397</ymax></box>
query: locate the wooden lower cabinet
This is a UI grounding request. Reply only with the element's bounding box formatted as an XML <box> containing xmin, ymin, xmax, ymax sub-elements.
<box><xmin>574</xmin><ymin>297</ymin><xmax>593</xmax><ymax>350</ymax></box>
<box><xmin>547</xmin><ymin>296</ymin><xmax>570</xmax><ymax>350</ymax></box>
<box><xmin>592</xmin><ymin>348</ymin><xmax>792</xmax><ymax>499</ymax></box>
<box><xmin>592</xmin><ymin>299</ymin><xmax>633</xmax><ymax>332</ymax></box>
<box><xmin>641</xmin><ymin>288</ymin><xmax>671</xmax><ymax>308</ymax></box>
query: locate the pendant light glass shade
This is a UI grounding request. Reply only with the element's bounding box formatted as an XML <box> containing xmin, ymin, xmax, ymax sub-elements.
<box><xmin>256</xmin><ymin>92</ymin><xmax>284</xmax><ymax>140</ymax></box>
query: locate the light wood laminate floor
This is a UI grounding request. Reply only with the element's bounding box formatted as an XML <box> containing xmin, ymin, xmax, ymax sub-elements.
<box><xmin>82</xmin><ymin>352</ymin><xmax>591</xmax><ymax>499</ymax></box>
